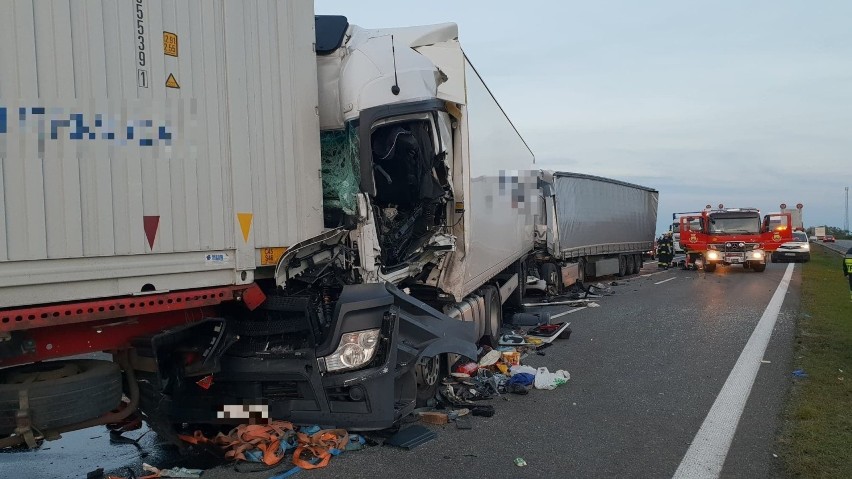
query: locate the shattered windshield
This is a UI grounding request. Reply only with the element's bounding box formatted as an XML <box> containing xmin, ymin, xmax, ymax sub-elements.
<box><xmin>708</xmin><ymin>215</ymin><xmax>760</xmax><ymax>234</ymax></box>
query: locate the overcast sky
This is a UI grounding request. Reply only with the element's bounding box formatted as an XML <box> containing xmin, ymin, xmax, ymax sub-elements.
<box><xmin>317</xmin><ymin>0</ymin><xmax>852</xmax><ymax>234</ymax></box>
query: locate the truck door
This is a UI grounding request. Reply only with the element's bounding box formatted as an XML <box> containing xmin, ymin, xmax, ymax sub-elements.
<box><xmin>761</xmin><ymin>213</ymin><xmax>793</xmax><ymax>251</ymax></box>
<box><xmin>679</xmin><ymin>215</ymin><xmax>704</xmax><ymax>248</ymax></box>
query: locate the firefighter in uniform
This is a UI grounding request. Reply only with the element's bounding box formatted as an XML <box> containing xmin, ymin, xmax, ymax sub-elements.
<box><xmin>844</xmin><ymin>247</ymin><xmax>852</xmax><ymax>301</ymax></box>
<box><xmin>657</xmin><ymin>232</ymin><xmax>674</xmax><ymax>269</ymax></box>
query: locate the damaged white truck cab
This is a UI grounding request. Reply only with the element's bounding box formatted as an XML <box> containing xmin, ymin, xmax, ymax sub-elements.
<box><xmin>263</xmin><ymin>17</ymin><xmax>539</xmax><ymax>428</ymax></box>
<box><xmin>263</xmin><ymin>17</ymin><xmax>541</xmax><ymax>427</ymax></box>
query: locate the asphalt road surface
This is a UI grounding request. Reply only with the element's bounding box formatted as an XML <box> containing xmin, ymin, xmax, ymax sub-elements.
<box><xmin>1</xmin><ymin>260</ymin><xmax>801</xmax><ymax>479</ymax></box>
<box><xmin>818</xmin><ymin>238</ymin><xmax>851</xmax><ymax>256</ymax></box>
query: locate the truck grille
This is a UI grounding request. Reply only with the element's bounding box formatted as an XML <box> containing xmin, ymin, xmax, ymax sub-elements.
<box><xmin>712</xmin><ymin>242</ymin><xmax>758</xmax><ymax>252</ymax></box>
<box><xmin>263</xmin><ymin>381</ymin><xmax>303</xmax><ymax>400</ymax></box>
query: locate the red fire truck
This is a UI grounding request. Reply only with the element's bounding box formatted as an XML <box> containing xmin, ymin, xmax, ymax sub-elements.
<box><xmin>678</xmin><ymin>206</ymin><xmax>793</xmax><ymax>273</ymax></box>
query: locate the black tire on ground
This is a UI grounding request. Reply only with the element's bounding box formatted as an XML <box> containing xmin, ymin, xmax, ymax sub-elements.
<box><xmin>482</xmin><ymin>285</ymin><xmax>504</xmax><ymax>340</ymax></box>
<box><xmin>505</xmin><ymin>258</ymin><xmax>527</xmax><ymax>308</ymax></box>
<box><xmin>704</xmin><ymin>262</ymin><xmax>717</xmax><ymax>273</ymax></box>
<box><xmin>634</xmin><ymin>254</ymin><xmax>643</xmax><ymax>273</ymax></box>
<box><xmin>133</xmin><ymin>371</ymin><xmax>185</xmax><ymax>448</ymax></box>
<box><xmin>0</xmin><ymin>360</ymin><xmax>123</xmax><ymax>435</ymax></box>
<box><xmin>618</xmin><ymin>255</ymin><xmax>627</xmax><ymax>277</ymax></box>
<box><xmin>752</xmin><ymin>262</ymin><xmax>767</xmax><ymax>272</ymax></box>
<box><xmin>539</xmin><ymin>262</ymin><xmax>562</xmax><ymax>294</ymax></box>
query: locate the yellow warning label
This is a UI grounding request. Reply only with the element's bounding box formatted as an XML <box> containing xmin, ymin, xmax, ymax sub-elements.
<box><xmin>260</xmin><ymin>247</ymin><xmax>287</xmax><ymax>266</ymax></box>
<box><xmin>237</xmin><ymin>213</ymin><xmax>253</xmax><ymax>243</ymax></box>
<box><xmin>163</xmin><ymin>31</ymin><xmax>178</xmax><ymax>57</ymax></box>
<box><xmin>165</xmin><ymin>73</ymin><xmax>180</xmax><ymax>89</ymax></box>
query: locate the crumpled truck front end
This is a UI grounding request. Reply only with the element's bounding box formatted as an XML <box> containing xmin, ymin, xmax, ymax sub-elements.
<box><xmin>141</xmin><ymin>283</ymin><xmax>475</xmax><ymax>431</ymax></box>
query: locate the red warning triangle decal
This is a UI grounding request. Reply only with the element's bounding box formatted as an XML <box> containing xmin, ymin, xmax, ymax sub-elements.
<box><xmin>143</xmin><ymin>216</ymin><xmax>160</xmax><ymax>249</ymax></box>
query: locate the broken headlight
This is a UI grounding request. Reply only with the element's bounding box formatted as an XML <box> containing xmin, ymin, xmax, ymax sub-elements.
<box><xmin>319</xmin><ymin>329</ymin><xmax>381</xmax><ymax>373</ymax></box>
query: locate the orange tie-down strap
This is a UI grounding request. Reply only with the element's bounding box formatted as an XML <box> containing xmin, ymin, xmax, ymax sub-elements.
<box><xmin>178</xmin><ymin>421</ymin><xmax>349</xmax><ymax>470</ymax></box>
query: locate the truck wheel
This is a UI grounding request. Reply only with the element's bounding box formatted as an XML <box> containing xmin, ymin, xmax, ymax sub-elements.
<box><xmin>539</xmin><ymin>263</ymin><xmax>562</xmax><ymax>294</ymax></box>
<box><xmin>482</xmin><ymin>286</ymin><xmax>504</xmax><ymax>341</ymax></box>
<box><xmin>618</xmin><ymin>255</ymin><xmax>627</xmax><ymax>277</ymax></box>
<box><xmin>751</xmin><ymin>263</ymin><xmax>766</xmax><ymax>272</ymax></box>
<box><xmin>704</xmin><ymin>262</ymin><xmax>717</xmax><ymax>273</ymax></box>
<box><xmin>415</xmin><ymin>354</ymin><xmax>446</xmax><ymax>407</ymax></box>
<box><xmin>0</xmin><ymin>360</ymin><xmax>122</xmax><ymax>436</ymax></box>
<box><xmin>577</xmin><ymin>258</ymin><xmax>587</xmax><ymax>283</ymax></box>
<box><xmin>134</xmin><ymin>371</ymin><xmax>185</xmax><ymax>447</ymax></box>
<box><xmin>634</xmin><ymin>254</ymin><xmax>643</xmax><ymax>273</ymax></box>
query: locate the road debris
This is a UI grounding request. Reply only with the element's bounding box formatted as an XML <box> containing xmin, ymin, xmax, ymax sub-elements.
<box><xmin>142</xmin><ymin>464</ymin><xmax>203</xmax><ymax>478</ymax></box>
<box><xmin>385</xmin><ymin>425</ymin><xmax>436</xmax><ymax>450</ymax></box>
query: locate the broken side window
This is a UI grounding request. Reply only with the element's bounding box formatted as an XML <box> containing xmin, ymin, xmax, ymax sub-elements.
<box><xmin>320</xmin><ymin>123</ymin><xmax>360</xmax><ymax>222</ymax></box>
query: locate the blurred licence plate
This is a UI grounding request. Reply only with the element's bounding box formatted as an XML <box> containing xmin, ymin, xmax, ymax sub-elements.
<box><xmin>785</xmin><ymin>253</ymin><xmax>795</xmax><ymax>256</ymax></box>
<box><xmin>727</xmin><ymin>256</ymin><xmax>741</xmax><ymax>263</ymax></box>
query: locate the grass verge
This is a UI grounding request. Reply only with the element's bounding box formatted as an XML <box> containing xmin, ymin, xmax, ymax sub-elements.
<box><xmin>779</xmin><ymin>246</ymin><xmax>852</xmax><ymax>478</ymax></box>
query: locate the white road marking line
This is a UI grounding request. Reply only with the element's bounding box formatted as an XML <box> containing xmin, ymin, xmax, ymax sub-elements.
<box><xmin>550</xmin><ymin>307</ymin><xmax>586</xmax><ymax>319</ymax></box>
<box><xmin>654</xmin><ymin>277</ymin><xmax>676</xmax><ymax>285</ymax></box>
<box><xmin>673</xmin><ymin>263</ymin><xmax>795</xmax><ymax>479</ymax></box>
<box><xmin>641</xmin><ymin>271</ymin><xmax>667</xmax><ymax>277</ymax></box>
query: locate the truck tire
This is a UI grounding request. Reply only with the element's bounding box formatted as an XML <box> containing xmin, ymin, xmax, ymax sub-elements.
<box><xmin>133</xmin><ymin>371</ymin><xmax>186</xmax><ymax>448</ymax></box>
<box><xmin>617</xmin><ymin>255</ymin><xmax>627</xmax><ymax>277</ymax></box>
<box><xmin>635</xmin><ymin>254</ymin><xmax>643</xmax><ymax>272</ymax></box>
<box><xmin>482</xmin><ymin>286</ymin><xmax>504</xmax><ymax>340</ymax></box>
<box><xmin>704</xmin><ymin>262</ymin><xmax>717</xmax><ymax>273</ymax></box>
<box><xmin>539</xmin><ymin>262</ymin><xmax>562</xmax><ymax>294</ymax></box>
<box><xmin>0</xmin><ymin>360</ymin><xmax>122</xmax><ymax>436</ymax></box>
<box><xmin>751</xmin><ymin>262</ymin><xmax>766</xmax><ymax>272</ymax></box>
<box><xmin>415</xmin><ymin>354</ymin><xmax>446</xmax><ymax>407</ymax></box>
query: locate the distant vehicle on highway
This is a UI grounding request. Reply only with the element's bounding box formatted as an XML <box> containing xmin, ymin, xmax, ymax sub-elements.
<box><xmin>823</xmin><ymin>235</ymin><xmax>836</xmax><ymax>243</ymax></box>
<box><xmin>772</xmin><ymin>231</ymin><xmax>810</xmax><ymax>263</ymax></box>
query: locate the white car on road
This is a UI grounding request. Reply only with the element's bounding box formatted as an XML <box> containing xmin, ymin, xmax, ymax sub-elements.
<box><xmin>771</xmin><ymin>231</ymin><xmax>810</xmax><ymax>263</ymax></box>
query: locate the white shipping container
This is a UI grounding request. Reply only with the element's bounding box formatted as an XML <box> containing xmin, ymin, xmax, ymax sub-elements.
<box><xmin>0</xmin><ymin>0</ymin><xmax>323</xmax><ymax>308</ymax></box>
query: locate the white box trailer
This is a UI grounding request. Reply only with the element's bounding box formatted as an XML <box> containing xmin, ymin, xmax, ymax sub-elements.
<box><xmin>0</xmin><ymin>1</ymin><xmax>539</xmax><ymax>441</ymax></box>
<box><xmin>539</xmin><ymin>172</ymin><xmax>658</xmax><ymax>282</ymax></box>
<box><xmin>0</xmin><ymin>0</ymin><xmax>324</xmax><ymax>308</ymax></box>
